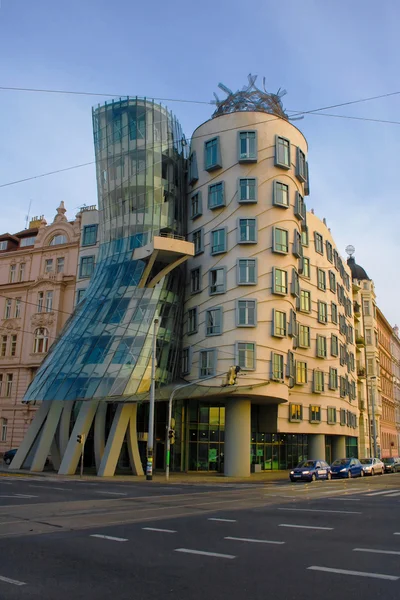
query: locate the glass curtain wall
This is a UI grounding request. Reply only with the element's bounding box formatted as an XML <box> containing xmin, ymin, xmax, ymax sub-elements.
<box><xmin>24</xmin><ymin>99</ymin><xmax>187</xmax><ymax>402</ymax></box>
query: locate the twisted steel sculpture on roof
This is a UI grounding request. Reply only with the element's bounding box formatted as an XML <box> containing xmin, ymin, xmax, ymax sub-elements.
<box><xmin>211</xmin><ymin>74</ymin><xmax>301</xmax><ymax>120</ymax></box>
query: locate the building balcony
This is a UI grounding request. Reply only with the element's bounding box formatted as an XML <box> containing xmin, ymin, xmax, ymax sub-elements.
<box><xmin>354</xmin><ymin>301</ymin><xmax>361</xmax><ymax>316</ymax></box>
<box><xmin>357</xmin><ymin>367</ymin><xmax>366</xmax><ymax>378</ymax></box>
<box><xmin>134</xmin><ymin>233</ymin><xmax>195</xmax><ymax>289</ymax></box>
<box><xmin>356</xmin><ymin>336</ymin><xmax>366</xmax><ymax>347</ymax></box>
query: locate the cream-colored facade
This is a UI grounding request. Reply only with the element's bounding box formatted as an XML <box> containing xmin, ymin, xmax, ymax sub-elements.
<box><xmin>391</xmin><ymin>327</ymin><xmax>400</xmax><ymax>452</ymax></box>
<box><xmin>74</xmin><ymin>205</ymin><xmax>99</xmax><ymax>306</ymax></box>
<box><xmin>183</xmin><ymin>111</ymin><xmax>359</xmax><ymax>473</ymax></box>
<box><xmin>377</xmin><ymin>308</ymin><xmax>398</xmax><ymax>457</ymax></box>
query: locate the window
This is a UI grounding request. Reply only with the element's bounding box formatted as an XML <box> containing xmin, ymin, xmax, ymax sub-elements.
<box><xmin>272</xmin><ymin>268</ymin><xmax>288</xmax><ymax>295</ymax></box>
<box><xmin>19</xmin><ymin>263</ymin><xmax>25</xmax><ymax>282</ymax></box>
<box><xmin>45</xmin><ymin>291</ymin><xmax>53</xmax><ymax>313</ymax></box>
<box><xmin>299</xmin><ymin>324</ymin><xmax>310</xmax><ymax>348</ymax></box>
<box><xmin>271</xmin><ymin>352</ymin><xmax>284</xmax><ymax>380</ymax></box>
<box><xmin>302</xmin><ymin>257</ymin><xmax>310</xmax><ymax>278</ymax></box>
<box><xmin>301</xmin><ymin>228</ymin><xmax>309</xmax><ymax>247</ymax></box>
<box><xmin>50</xmin><ymin>234</ymin><xmax>67</xmax><ymax>246</ymax></box>
<box><xmin>272</xmin><ymin>227</ymin><xmax>289</xmax><ymax>253</ymax></box>
<box><xmin>329</xmin><ymin>271</ymin><xmax>336</xmax><ymax>293</ymax></box>
<box><xmin>37</xmin><ymin>291</ymin><xmax>44</xmax><ymax>313</ymax></box>
<box><xmin>340</xmin><ymin>409</ymin><xmax>346</xmax><ymax>425</ymax></box>
<box><xmin>275</xmin><ymin>136</ymin><xmax>291</xmax><ymax>168</ymax></box>
<box><xmin>313</xmin><ymin>370</ymin><xmax>324</xmax><ymax>393</ymax></box>
<box><xmin>0</xmin><ymin>374</ymin><xmax>2</xmax><ymax>396</ymax></box>
<box><xmin>363</xmin><ymin>300</ymin><xmax>370</xmax><ymax>316</ymax></box>
<box><xmin>316</xmin><ymin>335</ymin><xmax>327</xmax><ymax>358</ymax></box>
<box><xmin>238</xmin><ymin>178</ymin><xmax>257</xmax><ymax>203</ymax></box>
<box><xmin>296</xmin><ymin>148</ymin><xmax>307</xmax><ymax>182</ymax></box>
<box><xmin>44</xmin><ymin>259</ymin><xmax>53</xmax><ymax>273</ymax></box>
<box><xmin>288</xmin><ymin>310</ymin><xmax>297</xmax><ymax>337</ymax></box>
<box><xmin>237</xmin><ymin>300</ymin><xmax>256</xmax><ymax>327</ymax></box>
<box><xmin>238</xmin><ymin>131</ymin><xmax>257</xmax><ymax>162</ymax></box>
<box><xmin>327</xmin><ymin>406</ymin><xmax>337</xmax><ymax>424</ymax></box>
<box><xmin>314</xmin><ymin>232</ymin><xmax>323</xmax><ymax>254</ymax></box>
<box><xmin>4</xmin><ymin>298</ymin><xmax>12</xmax><ymax>319</ymax></box>
<box><xmin>20</xmin><ymin>236</ymin><xmax>36</xmax><ymax>247</ymax></box>
<box><xmin>294</xmin><ymin>192</ymin><xmax>306</xmax><ymax>220</ymax></box>
<box><xmin>299</xmin><ymin>289</ymin><xmax>311</xmax><ymax>312</ymax></box>
<box><xmin>5</xmin><ymin>373</ymin><xmax>13</xmax><ymax>397</ymax></box>
<box><xmin>238</xmin><ymin>218</ymin><xmax>257</xmax><ymax>243</ymax></box>
<box><xmin>199</xmin><ymin>349</ymin><xmax>217</xmax><ymax>378</ymax></box>
<box><xmin>206</xmin><ymin>307</ymin><xmax>222</xmax><ymax>336</ymax></box>
<box><xmin>10</xmin><ymin>335</ymin><xmax>17</xmax><ymax>357</ymax></box>
<box><xmin>0</xmin><ymin>241</ymin><xmax>7</xmax><ymax>251</ymax></box>
<box><xmin>190</xmin><ymin>267</ymin><xmax>201</xmax><ymax>294</ymax></box>
<box><xmin>272</xmin><ymin>309</ymin><xmax>287</xmax><ymax>337</ymax></box>
<box><xmin>237</xmin><ymin>259</ymin><xmax>257</xmax><ymax>285</ymax></box>
<box><xmin>293</xmin><ymin>230</ymin><xmax>303</xmax><ymax>259</ymax></box>
<box><xmin>204</xmin><ymin>137</ymin><xmax>221</xmax><ymax>171</ymax></box>
<box><xmin>192</xmin><ymin>228</ymin><xmax>204</xmax><ymax>255</ymax></box>
<box><xmin>291</xmin><ymin>269</ymin><xmax>300</xmax><ymax>297</ymax></box>
<box><xmin>9</xmin><ymin>264</ymin><xmax>16</xmax><ymax>283</ymax></box>
<box><xmin>76</xmin><ymin>289</ymin><xmax>86</xmax><ymax>305</ymax></box>
<box><xmin>331</xmin><ymin>302</ymin><xmax>338</xmax><ymax>324</ymax></box>
<box><xmin>340</xmin><ymin>377</ymin><xmax>347</xmax><ymax>398</ymax></box>
<box><xmin>210</xmin><ymin>228</ymin><xmax>227</xmax><ymax>255</ymax></box>
<box><xmin>331</xmin><ymin>334</ymin><xmax>339</xmax><ymax>357</ymax></box>
<box><xmin>289</xmin><ymin>403</ymin><xmax>303</xmax><ymax>422</ymax></box>
<box><xmin>296</xmin><ymin>361</ymin><xmax>307</xmax><ymax>384</ymax></box>
<box><xmin>237</xmin><ymin>342</ymin><xmax>256</xmax><ymax>370</ymax></box>
<box><xmin>181</xmin><ymin>348</ymin><xmax>191</xmax><ymax>375</ymax></box>
<box><xmin>317</xmin><ymin>269</ymin><xmax>326</xmax><ymax>291</ymax></box>
<box><xmin>80</xmin><ymin>256</ymin><xmax>95</xmax><ymax>278</ymax></box>
<box><xmin>82</xmin><ymin>224</ymin><xmax>98</xmax><ymax>246</ymax></box>
<box><xmin>187</xmin><ymin>308</ymin><xmax>198</xmax><ymax>335</ymax></box>
<box><xmin>209</xmin><ymin>267</ymin><xmax>226</xmax><ymax>295</ymax></box>
<box><xmin>33</xmin><ymin>328</ymin><xmax>49</xmax><ymax>353</ymax></box>
<box><xmin>208</xmin><ymin>182</ymin><xmax>225</xmax><ymax>209</ymax></box>
<box><xmin>113</xmin><ymin>114</ymin><xmax>122</xmax><ymax>141</ymax></box>
<box><xmin>56</xmin><ymin>257</ymin><xmax>65</xmax><ymax>273</ymax></box>
<box><xmin>318</xmin><ymin>301</ymin><xmax>328</xmax><ymax>324</ymax></box>
<box><xmin>190</xmin><ymin>192</ymin><xmax>202</xmax><ymax>219</ymax></box>
<box><xmin>309</xmin><ymin>405</ymin><xmax>321</xmax><ymax>422</ymax></box>
<box><xmin>188</xmin><ymin>151</ymin><xmax>199</xmax><ymax>185</ymax></box>
<box><xmin>14</xmin><ymin>298</ymin><xmax>21</xmax><ymax>318</ymax></box>
<box><xmin>326</xmin><ymin>241</ymin><xmax>333</xmax><ymax>262</ymax></box>
<box><xmin>365</xmin><ymin>329</ymin><xmax>372</xmax><ymax>345</ymax></box>
<box><xmin>0</xmin><ymin>336</ymin><xmax>6</xmax><ymax>357</ymax></box>
<box><xmin>1</xmin><ymin>418</ymin><xmax>7</xmax><ymax>442</ymax></box>
<box><xmin>273</xmin><ymin>181</ymin><xmax>289</xmax><ymax>207</ymax></box>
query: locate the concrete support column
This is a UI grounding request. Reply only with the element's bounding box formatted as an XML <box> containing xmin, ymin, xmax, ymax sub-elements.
<box><xmin>59</xmin><ymin>400</ymin><xmax>74</xmax><ymax>456</ymax></box>
<box><xmin>30</xmin><ymin>402</ymin><xmax>64</xmax><ymax>472</ymax></box>
<box><xmin>332</xmin><ymin>435</ymin><xmax>346</xmax><ymax>461</ymax></box>
<box><xmin>94</xmin><ymin>403</ymin><xmax>107</xmax><ymax>471</ymax></box>
<box><xmin>127</xmin><ymin>404</ymin><xmax>144</xmax><ymax>476</ymax></box>
<box><xmin>308</xmin><ymin>434</ymin><xmax>326</xmax><ymax>460</ymax></box>
<box><xmin>10</xmin><ymin>401</ymin><xmax>51</xmax><ymax>470</ymax></box>
<box><xmin>58</xmin><ymin>400</ymin><xmax>98</xmax><ymax>475</ymax></box>
<box><xmin>97</xmin><ymin>404</ymin><xmax>132</xmax><ymax>477</ymax></box>
<box><xmin>224</xmin><ymin>399</ymin><xmax>251</xmax><ymax>477</ymax></box>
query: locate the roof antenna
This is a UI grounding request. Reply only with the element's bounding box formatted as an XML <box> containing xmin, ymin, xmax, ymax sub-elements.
<box><xmin>25</xmin><ymin>199</ymin><xmax>32</xmax><ymax>230</ymax></box>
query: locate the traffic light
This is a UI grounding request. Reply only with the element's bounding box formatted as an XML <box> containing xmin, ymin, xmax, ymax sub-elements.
<box><xmin>168</xmin><ymin>429</ymin><xmax>175</xmax><ymax>445</ymax></box>
<box><xmin>77</xmin><ymin>434</ymin><xmax>84</xmax><ymax>444</ymax></box>
<box><xmin>227</xmin><ymin>365</ymin><xmax>241</xmax><ymax>385</ymax></box>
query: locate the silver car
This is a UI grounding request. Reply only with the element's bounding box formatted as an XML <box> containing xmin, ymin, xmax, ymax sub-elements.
<box><xmin>359</xmin><ymin>457</ymin><xmax>385</xmax><ymax>475</ymax></box>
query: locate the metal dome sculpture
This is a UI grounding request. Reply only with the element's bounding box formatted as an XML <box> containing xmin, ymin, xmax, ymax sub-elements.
<box><xmin>211</xmin><ymin>74</ymin><xmax>301</xmax><ymax>120</ymax></box>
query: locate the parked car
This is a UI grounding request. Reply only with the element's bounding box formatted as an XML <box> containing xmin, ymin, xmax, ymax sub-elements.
<box><xmin>3</xmin><ymin>448</ymin><xmax>17</xmax><ymax>465</ymax></box>
<box><xmin>359</xmin><ymin>457</ymin><xmax>385</xmax><ymax>475</ymax></box>
<box><xmin>289</xmin><ymin>460</ymin><xmax>332</xmax><ymax>482</ymax></box>
<box><xmin>330</xmin><ymin>458</ymin><xmax>364</xmax><ymax>478</ymax></box>
<box><xmin>382</xmin><ymin>457</ymin><xmax>400</xmax><ymax>473</ymax></box>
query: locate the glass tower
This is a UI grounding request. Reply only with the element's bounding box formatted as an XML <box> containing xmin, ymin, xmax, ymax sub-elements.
<box><xmin>24</xmin><ymin>98</ymin><xmax>187</xmax><ymax>403</ymax></box>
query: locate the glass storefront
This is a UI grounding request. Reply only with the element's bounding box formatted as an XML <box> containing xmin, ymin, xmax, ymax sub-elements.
<box><xmin>187</xmin><ymin>403</ymin><xmax>225</xmax><ymax>472</ymax></box>
<box><xmin>251</xmin><ymin>433</ymin><xmax>308</xmax><ymax>470</ymax></box>
<box><xmin>346</xmin><ymin>436</ymin><xmax>358</xmax><ymax>458</ymax></box>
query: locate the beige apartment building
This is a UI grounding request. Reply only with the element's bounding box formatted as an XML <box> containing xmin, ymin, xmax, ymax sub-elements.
<box><xmin>0</xmin><ymin>203</ymin><xmax>98</xmax><ymax>453</ymax></box>
<box><xmin>377</xmin><ymin>308</ymin><xmax>398</xmax><ymax>457</ymax></box>
<box><xmin>391</xmin><ymin>327</ymin><xmax>400</xmax><ymax>452</ymax></box>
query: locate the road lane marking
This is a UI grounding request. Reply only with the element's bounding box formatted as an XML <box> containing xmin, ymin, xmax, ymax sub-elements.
<box><xmin>0</xmin><ymin>494</ymin><xmax>38</xmax><ymax>499</ymax></box>
<box><xmin>28</xmin><ymin>485</ymin><xmax>73</xmax><ymax>491</ymax></box>
<box><xmin>307</xmin><ymin>566</ymin><xmax>398</xmax><ymax>581</ymax></box>
<box><xmin>354</xmin><ymin>548</ymin><xmax>400</xmax><ymax>556</ymax></box>
<box><xmin>326</xmin><ymin>497</ymin><xmax>360</xmax><ymax>501</ymax></box>
<box><xmin>384</xmin><ymin>492</ymin><xmax>400</xmax><ymax>497</ymax></box>
<box><xmin>96</xmin><ymin>491</ymin><xmax>128</xmax><ymax>496</ymax></box>
<box><xmin>279</xmin><ymin>524</ymin><xmax>333</xmax><ymax>531</ymax></box>
<box><xmin>0</xmin><ymin>574</ymin><xmax>26</xmax><ymax>586</ymax></box>
<box><xmin>175</xmin><ymin>548</ymin><xmax>236</xmax><ymax>559</ymax></box>
<box><xmin>393</xmin><ymin>533</ymin><xmax>400</xmax><ymax>535</ymax></box>
<box><xmin>208</xmin><ymin>518</ymin><xmax>237</xmax><ymax>523</ymax></box>
<box><xmin>278</xmin><ymin>508</ymin><xmax>361</xmax><ymax>515</ymax></box>
<box><xmin>90</xmin><ymin>534</ymin><xmax>128</xmax><ymax>542</ymax></box>
<box><xmin>225</xmin><ymin>536</ymin><xmax>285</xmax><ymax>545</ymax></box>
<box><xmin>365</xmin><ymin>489</ymin><xmax>399</xmax><ymax>496</ymax></box>
<box><xmin>142</xmin><ymin>527</ymin><xmax>176</xmax><ymax>533</ymax></box>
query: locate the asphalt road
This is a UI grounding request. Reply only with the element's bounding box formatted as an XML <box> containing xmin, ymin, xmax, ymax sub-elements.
<box><xmin>0</xmin><ymin>473</ymin><xmax>399</xmax><ymax>599</ymax></box>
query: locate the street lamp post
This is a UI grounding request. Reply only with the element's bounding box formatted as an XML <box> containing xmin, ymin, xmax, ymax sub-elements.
<box><xmin>146</xmin><ymin>318</ymin><xmax>159</xmax><ymax>481</ymax></box>
<box><xmin>370</xmin><ymin>376</ymin><xmax>378</xmax><ymax>458</ymax></box>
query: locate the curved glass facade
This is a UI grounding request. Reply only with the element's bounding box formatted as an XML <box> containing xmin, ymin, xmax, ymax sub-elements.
<box><xmin>25</xmin><ymin>98</ymin><xmax>187</xmax><ymax>402</ymax></box>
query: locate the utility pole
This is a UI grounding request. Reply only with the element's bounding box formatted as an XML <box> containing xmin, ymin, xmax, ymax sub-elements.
<box><xmin>146</xmin><ymin>318</ymin><xmax>159</xmax><ymax>481</ymax></box>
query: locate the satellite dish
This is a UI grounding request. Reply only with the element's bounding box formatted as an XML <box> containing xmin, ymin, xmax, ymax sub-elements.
<box><xmin>345</xmin><ymin>245</ymin><xmax>355</xmax><ymax>258</ymax></box>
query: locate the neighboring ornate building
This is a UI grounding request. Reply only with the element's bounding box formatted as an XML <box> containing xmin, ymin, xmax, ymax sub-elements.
<box><xmin>377</xmin><ymin>308</ymin><xmax>398</xmax><ymax>457</ymax></box>
<box><xmin>74</xmin><ymin>205</ymin><xmax>100</xmax><ymax>306</ymax></box>
<box><xmin>391</xmin><ymin>326</ymin><xmax>400</xmax><ymax>453</ymax></box>
<box><xmin>0</xmin><ymin>203</ymin><xmax>97</xmax><ymax>453</ymax></box>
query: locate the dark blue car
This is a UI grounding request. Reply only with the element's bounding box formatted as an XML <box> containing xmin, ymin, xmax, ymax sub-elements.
<box><xmin>289</xmin><ymin>460</ymin><xmax>332</xmax><ymax>482</ymax></box>
<box><xmin>330</xmin><ymin>458</ymin><xmax>364</xmax><ymax>479</ymax></box>
<box><xmin>3</xmin><ymin>448</ymin><xmax>17</xmax><ymax>465</ymax></box>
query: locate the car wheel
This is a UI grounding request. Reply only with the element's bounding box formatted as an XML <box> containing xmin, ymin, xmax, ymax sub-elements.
<box><xmin>371</xmin><ymin>469</ymin><xmax>375</xmax><ymax>476</ymax></box>
<box><xmin>327</xmin><ymin>472</ymin><xmax>332</xmax><ymax>480</ymax></box>
<box><xmin>311</xmin><ymin>473</ymin><xmax>316</xmax><ymax>482</ymax></box>
<box><xmin>360</xmin><ymin>469</ymin><xmax>365</xmax><ymax>477</ymax></box>
<box><xmin>347</xmin><ymin>471</ymin><xmax>352</xmax><ymax>478</ymax></box>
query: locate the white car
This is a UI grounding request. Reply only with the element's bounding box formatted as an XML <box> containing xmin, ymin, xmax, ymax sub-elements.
<box><xmin>359</xmin><ymin>457</ymin><xmax>385</xmax><ymax>475</ymax></box>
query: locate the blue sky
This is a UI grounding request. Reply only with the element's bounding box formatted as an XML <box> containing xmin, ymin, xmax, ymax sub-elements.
<box><xmin>0</xmin><ymin>0</ymin><xmax>399</xmax><ymax>322</ymax></box>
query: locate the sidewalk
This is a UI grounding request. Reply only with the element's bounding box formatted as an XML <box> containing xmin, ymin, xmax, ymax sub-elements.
<box><xmin>0</xmin><ymin>466</ymin><xmax>290</xmax><ymax>485</ymax></box>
